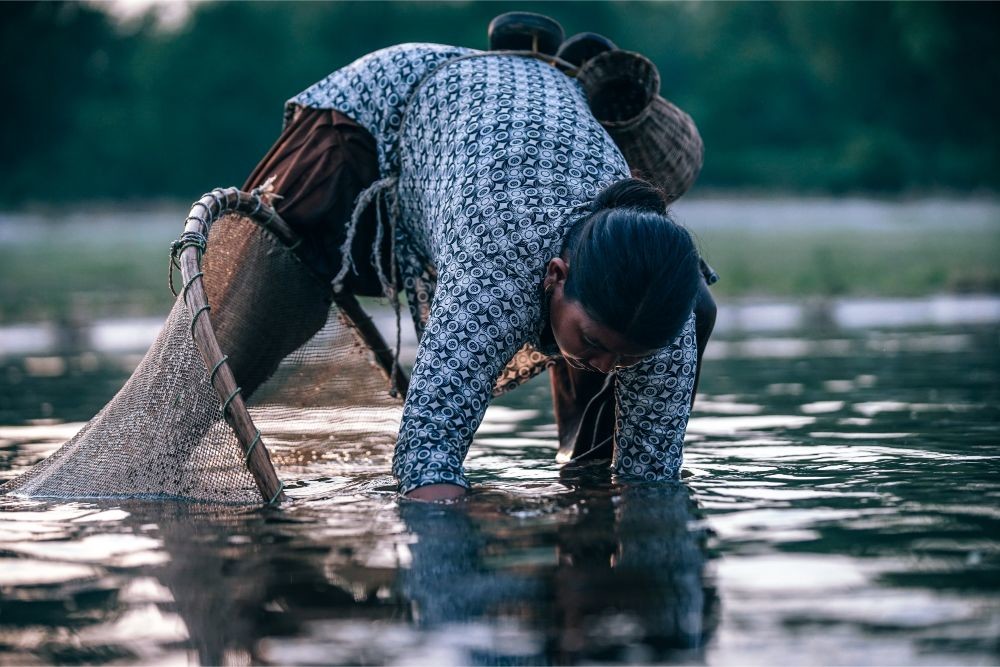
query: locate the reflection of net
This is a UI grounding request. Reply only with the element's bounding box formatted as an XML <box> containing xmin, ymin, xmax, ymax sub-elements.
<box><xmin>2</xmin><ymin>208</ymin><xmax>402</xmax><ymax>504</ymax></box>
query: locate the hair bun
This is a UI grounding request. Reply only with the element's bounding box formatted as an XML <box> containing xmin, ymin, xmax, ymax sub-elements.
<box><xmin>592</xmin><ymin>178</ymin><xmax>667</xmax><ymax>214</ymax></box>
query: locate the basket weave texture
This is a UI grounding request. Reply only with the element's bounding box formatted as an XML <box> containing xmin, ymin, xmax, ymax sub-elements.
<box><xmin>578</xmin><ymin>50</ymin><xmax>704</xmax><ymax>201</ymax></box>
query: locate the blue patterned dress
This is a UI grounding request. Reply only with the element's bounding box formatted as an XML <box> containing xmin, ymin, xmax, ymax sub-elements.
<box><xmin>286</xmin><ymin>44</ymin><xmax>698</xmax><ymax>494</ymax></box>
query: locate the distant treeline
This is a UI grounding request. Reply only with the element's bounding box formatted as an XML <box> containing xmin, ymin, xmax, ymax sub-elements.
<box><xmin>2</xmin><ymin>1</ymin><xmax>998</xmax><ymax>206</ymax></box>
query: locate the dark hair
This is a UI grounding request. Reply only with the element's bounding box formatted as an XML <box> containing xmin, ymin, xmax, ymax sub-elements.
<box><xmin>562</xmin><ymin>178</ymin><xmax>700</xmax><ymax>350</ymax></box>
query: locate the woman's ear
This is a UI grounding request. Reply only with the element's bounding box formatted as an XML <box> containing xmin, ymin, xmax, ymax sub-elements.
<box><xmin>544</xmin><ymin>257</ymin><xmax>569</xmax><ymax>291</ymax></box>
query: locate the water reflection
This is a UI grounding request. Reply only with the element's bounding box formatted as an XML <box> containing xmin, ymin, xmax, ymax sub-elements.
<box><xmin>0</xmin><ymin>475</ymin><xmax>715</xmax><ymax>665</ymax></box>
<box><xmin>274</xmin><ymin>477</ymin><xmax>714</xmax><ymax>664</ymax></box>
<box><xmin>2</xmin><ymin>320</ymin><xmax>998</xmax><ymax>664</ymax></box>
<box><xmin>389</xmin><ymin>476</ymin><xmax>713</xmax><ymax>664</ymax></box>
<box><xmin>0</xmin><ymin>501</ymin><xmax>169</xmax><ymax>664</ymax></box>
<box><xmin>557</xmin><ymin>477</ymin><xmax>717</xmax><ymax>661</ymax></box>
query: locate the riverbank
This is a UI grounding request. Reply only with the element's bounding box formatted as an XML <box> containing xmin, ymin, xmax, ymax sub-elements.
<box><xmin>1</xmin><ymin>196</ymin><xmax>998</xmax><ymax>323</ymax></box>
<box><xmin>3</xmin><ymin>295</ymin><xmax>998</xmax><ymax>364</ymax></box>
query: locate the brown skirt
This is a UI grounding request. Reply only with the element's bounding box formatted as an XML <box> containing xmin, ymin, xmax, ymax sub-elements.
<box><xmin>243</xmin><ymin>107</ymin><xmax>388</xmax><ymax>295</ymax></box>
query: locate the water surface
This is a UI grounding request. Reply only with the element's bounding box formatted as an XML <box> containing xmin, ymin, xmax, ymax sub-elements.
<box><xmin>1</xmin><ymin>319</ymin><xmax>997</xmax><ymax>665</ymax></box>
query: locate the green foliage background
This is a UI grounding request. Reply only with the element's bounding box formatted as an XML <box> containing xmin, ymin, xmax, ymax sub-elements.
<box><xmin>2</xmin><ymin>1</ymin><xmax>998</xmax><ymax>206</ymax></box>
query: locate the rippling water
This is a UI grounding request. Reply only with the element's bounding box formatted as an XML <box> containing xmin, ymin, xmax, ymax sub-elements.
<box><xmin>1</xmin><ymin>323</ymin><xmax>998</xmax><ymax>665</ymax></box>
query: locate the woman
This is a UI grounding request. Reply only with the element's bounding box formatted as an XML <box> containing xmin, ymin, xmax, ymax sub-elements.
<box><xmin>242</xmin><ymin>43</ymin><xmax>715</xmax><ymax>500</ymax></box>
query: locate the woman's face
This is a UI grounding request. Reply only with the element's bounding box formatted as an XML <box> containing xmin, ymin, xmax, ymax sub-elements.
<box><xmin>545</xmin><ymin>258</ymin><xmax>655</xmax><ymax>373</ymax></box>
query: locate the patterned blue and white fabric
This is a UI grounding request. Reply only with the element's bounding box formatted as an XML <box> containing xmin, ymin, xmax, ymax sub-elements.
<box><xmin>287</xmin><ymin>44</ymin><xmax>698</xmax><ymax>493</ymax></box>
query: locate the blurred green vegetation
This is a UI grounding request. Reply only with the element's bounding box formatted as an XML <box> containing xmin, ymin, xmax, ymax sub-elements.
<box><xmin>0</xmin><ymin>240</ymin><xmax>170</xmax><ymax>321</ymax></box>
<box><xmin>2</xmin><ymin>1</ymin><xmax>998</xmax><ymax>206</ymax></box>
<box><xmin>3</xmin><ymin>211</ymin><xmax>997</xmax><ymax>322</ymax></box>
<box><xmin>694</xmin><ymin>227</ymin><xmax>1000</xmax><ymax>298</ymax></box>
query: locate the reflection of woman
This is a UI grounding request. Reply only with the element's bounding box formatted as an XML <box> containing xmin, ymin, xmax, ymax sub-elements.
<box><xmin>242</xmin><ymin>43</ymin><xmax>716</xmax><ymax>500</ymax></box>
<box><xmin>399</xmin><ymin>479</ymin><xmax>717</xmax><ymax>662</ymax></box>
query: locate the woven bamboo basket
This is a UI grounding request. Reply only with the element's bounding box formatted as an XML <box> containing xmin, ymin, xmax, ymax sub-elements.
<box><xmin>578</xmin><ymin>50</ymin><xmax>704</xmax><ymax>202</ymax></box>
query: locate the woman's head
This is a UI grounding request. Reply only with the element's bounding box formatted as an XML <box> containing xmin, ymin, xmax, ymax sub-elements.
<box><xmin>544</xmin><ymin>178</ymin><xmax>700</xmax><ymax>372</ymax></box>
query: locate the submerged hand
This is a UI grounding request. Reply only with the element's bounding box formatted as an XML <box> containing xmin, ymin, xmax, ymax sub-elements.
<box><xmin>405</xmin><ymin>483</ymin><xmax>467</xmax><ymax>501</ymax></box>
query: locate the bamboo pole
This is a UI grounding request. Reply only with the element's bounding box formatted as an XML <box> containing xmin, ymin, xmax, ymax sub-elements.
<box><xmin>176</xmin><ymin>187</ymin><xmax>290</xmax><ymax>504</ymax></box>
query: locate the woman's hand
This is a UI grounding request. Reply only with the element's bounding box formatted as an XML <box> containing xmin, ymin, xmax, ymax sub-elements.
<box><xmin>405</xmin><ymin>483</ymin><xmax>467</xmax><ymax>501</ymax></box>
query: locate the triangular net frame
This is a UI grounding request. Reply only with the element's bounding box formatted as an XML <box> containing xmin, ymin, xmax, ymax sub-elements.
<box><xmin>2</xmin><ymin>188</ymin><xmax>405</xmax><ymax>505</ymax></box>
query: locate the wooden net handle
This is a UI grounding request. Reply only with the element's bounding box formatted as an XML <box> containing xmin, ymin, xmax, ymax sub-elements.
<box><xmin>176</xmin><ymin>187</ymin><xmax>289</xmax><ymax>505</ymax></box>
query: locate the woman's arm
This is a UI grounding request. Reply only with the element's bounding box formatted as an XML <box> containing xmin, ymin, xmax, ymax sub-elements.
<box><xmin>612</xmin><ymin>313</ymin><xmax>698</xmax><ymax>480</ymax></box>
<box><xmin>393</xmin><ymin>253</ymin><xmax>532</xmax><ymax>497</ymax></box>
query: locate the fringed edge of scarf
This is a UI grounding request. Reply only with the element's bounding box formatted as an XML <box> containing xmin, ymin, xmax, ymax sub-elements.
<box><xmin>332</xmin><ymin>176</ymin><xmax>405</xmax><ymax>397</ymax></box>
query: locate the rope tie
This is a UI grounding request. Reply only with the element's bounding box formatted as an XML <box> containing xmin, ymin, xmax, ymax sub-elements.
<box><xmin>331</xmin><ymin>175</ymin><xmax>406</xmax><ymax>397</ymax></box>
<box><xmin>190</xmin><ymin>304</ymin><xmax>211</xmax><ymax>338</ymax></box>
<box><xmin>168</xmin><ymin>231</ymin><xmax>208</xmax><ymax>296</ymax></box>
<box><xmin>244</xmin><ymin>429</ymin><xmax>262</xmax><ymax>466</ymax></box>
<box><xmin>371</xmin><ymin>193</ymin><xmax>395</xmax><ymax>300</ymax></box>
<box><xmin>250</xmin><ymin>175</ymin><xmax>282</xmax><ymax>203</ymax></box>
<box><xmin>385</xmin><ymin>187</ymin><xmax>404</xmax><ymax>397</ymax></box>
<box><xmin>209</xmin><ymin>355</ymin><xmax>229</xmax><ymax>387</ymax></box>
<box><xmin>268</xmin><ymin>480</ymin><xmax>285</xmax><ymax>506</ymax></box>
<box><xmin>221</xmin><ymin>386</ymin><xmax>242</xmax><ymax>418</ymax></box>
<box><xmin>208</xmin><ymin>190</ymin><xmax>225</xmax><ymax>215</ymax></box>
<box><xmin>570</xmin><ymin>434</ymin><xmax>614</xmax><ymax>462</ymax></box>
<box><xmin>180</xmin><ymin>271</ymin><xmax>204</xmax><ymax>301</ymax></box>
<box><xmin>332</xmin><ymin>176</ymin><xmax>398</xmax><ymax>293</ymax></box>
<box><xmin>358</xmin><ymin>181</ymin><xmax>405</xmax><ymax>396</ymax></box>
<box><xmin>186</xmin><ymin>201</ymin><xmax>211</xmax><ymax>233</ymax></box>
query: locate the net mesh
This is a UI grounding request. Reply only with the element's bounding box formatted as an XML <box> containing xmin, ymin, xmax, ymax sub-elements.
<box><xmin>2</xmin><ymin>206</ymin><xmax>403</xmax><ymax>504</ymax></box>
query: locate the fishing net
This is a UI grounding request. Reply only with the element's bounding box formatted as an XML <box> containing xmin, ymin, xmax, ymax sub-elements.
<box><xmin>2</xmin><ymin>188</ymin><xmax>404</xmax><ymax>505</ymax></box>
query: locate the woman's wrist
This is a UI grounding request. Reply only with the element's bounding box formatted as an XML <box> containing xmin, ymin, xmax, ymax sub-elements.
<box><xmin>405</xmin><ymin>483</ymin><xmax>467</xmax><ymax>501</ymax></box>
